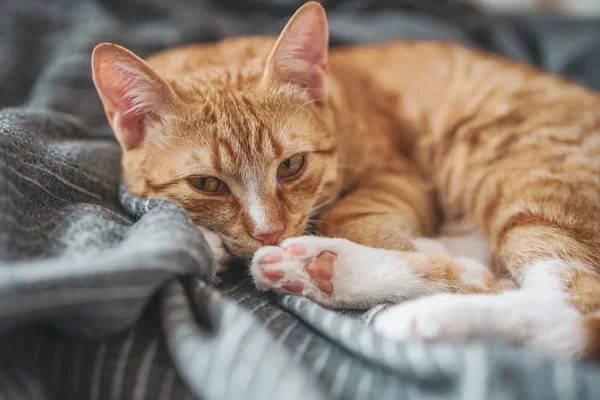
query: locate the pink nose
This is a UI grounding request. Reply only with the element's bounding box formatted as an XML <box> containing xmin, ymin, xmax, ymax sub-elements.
<box><xmin>254</xmin><ymin>230</ymin><xmax>283</xmax><ymax>245</ymax></box>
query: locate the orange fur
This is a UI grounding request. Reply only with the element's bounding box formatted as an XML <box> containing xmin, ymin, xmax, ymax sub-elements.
<box><xmin>92</xmin><ymin>2</ymin><xmax>600</xmax><ymax>358</ymax></box>
<box><xmin>395</xmin><ymin>251</ymin><xmax>498</xmax><ymax>294</ymax></box>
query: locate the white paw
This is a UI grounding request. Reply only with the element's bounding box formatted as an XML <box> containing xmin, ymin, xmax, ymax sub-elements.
<box><xmin>250</xmin><ymin>236</ymin><xmax>385</xmax><ymax>308</ymax></box>
<box><xmin>198</xmin><ymin>226</ymin><xmax>232</xmax><ymax>273</ymax></box>
<box><xmin>373</xmin><ymin>293</ymin><xmax>477</xmax><ymax>342</ymax></box>
<box><xmin>250</xmin><ymin>236</ymin><xmax>344</xmax><ymax>304</ymax></box>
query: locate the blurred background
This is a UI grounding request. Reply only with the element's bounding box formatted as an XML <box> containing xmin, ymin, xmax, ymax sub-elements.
<box><xmin>465</xmin><ymin>0</ymin><xmax>600</xmax><ymax>16</ymax></box>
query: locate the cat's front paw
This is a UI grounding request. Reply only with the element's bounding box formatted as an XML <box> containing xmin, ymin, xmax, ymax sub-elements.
<box><xmin>198</xmin><ymin>226</ymin><xmax>232</xmax><ymax>273</ymax></box>
<box><xmin>250</xmin><ymin>236</ymin><xmax>365</xmax><ymax>308</ymax></box>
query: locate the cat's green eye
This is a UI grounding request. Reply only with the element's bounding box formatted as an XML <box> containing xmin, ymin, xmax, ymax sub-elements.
<box><xmin>187</xmin><ymin>176</ymin><xmax>228</xmax><ymax>194</ymax></box>
<box><xmin>277</xmin><ymin>154</ymin><xmax>305</xmax><ymax>179</ymax></box>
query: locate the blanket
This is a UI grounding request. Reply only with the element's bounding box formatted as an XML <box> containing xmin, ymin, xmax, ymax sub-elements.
<box><xmin>1</xmin><ymin>0</ymin><xmax>600</xmax><ymax>399</ymax></box>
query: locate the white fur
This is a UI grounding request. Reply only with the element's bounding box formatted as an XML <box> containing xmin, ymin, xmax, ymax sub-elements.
<box><xmin>436</xmin><ymin>219</ymin><xmax>492</xmax><ymax>268</ymax></box>
<box><xmin>455</xmin><ymin>257</ymin><xmax>491</xmax><ymax>287</ymax></box>
<box><xmin>374</xmin><ymin>259</ymin><xmax>587</xmax><ymax>357</ymax></box>
<box><xmin>198</xmin><ymin>226</ymin><xmax>231</xmax><ymax>273</ymax></box>
<box><xmin>520</xmin><ymin>258</ymin><xmax>567</xmax><ymax>290</ymax></box>
<box><xmin>246</xmin><ymin>178</ymin><xmax>270</xmax><ymax>233</ymax></box>
<box><xmin>436</xmin><ymin>232</ymin><xmax>491</xmax><ymax>269</ymax></box>
<box><xmin>413</xmin><ymin>237</ymin><xmax>452</xmax><ymax>257</ymax></box>
<box><xmin>114</xmin><ymin>62</ymin><xmax>161</xmax><ymax>116</ymax></box>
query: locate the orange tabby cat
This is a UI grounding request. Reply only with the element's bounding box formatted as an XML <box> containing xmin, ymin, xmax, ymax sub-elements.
<box><xmin>91</xmin><ymin>2</ymin><xmax>600</xmax><ymax>359</ymax></box>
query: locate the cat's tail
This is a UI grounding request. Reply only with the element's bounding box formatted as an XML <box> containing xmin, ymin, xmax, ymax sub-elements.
<box><xmin>582</xmin><ymin>314</ymin><xmax>600</xmax><ymax>359</ymax></box>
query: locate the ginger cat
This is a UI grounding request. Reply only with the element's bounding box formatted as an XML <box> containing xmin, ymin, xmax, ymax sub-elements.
<box><xmin>91</xmin><ymin>2</ymin><xmax>600</xmax><ymax>359</ymax></box>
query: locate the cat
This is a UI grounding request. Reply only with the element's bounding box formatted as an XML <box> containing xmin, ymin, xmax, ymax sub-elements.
<box><xmin>91</xmin><ymin>1</ymin><xmax>600</xmax><ymax>359</ymax></box>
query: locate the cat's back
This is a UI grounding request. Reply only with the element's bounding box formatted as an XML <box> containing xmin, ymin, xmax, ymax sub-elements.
<box><xmin>146</xmin><ymin>36</ymin><xmax>600</xmax><ymax>109</ymax></box>
<box><xmin>330</xmin><ymin>40</ymin><xmax>600</xmax><ymax>122</ymax></box>
<box><xmin>146</xmin><ymin>36</ymin><xmax>277</xmax><ymax>77</ymax></box>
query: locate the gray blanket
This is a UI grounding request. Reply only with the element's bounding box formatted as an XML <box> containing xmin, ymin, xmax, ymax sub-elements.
<box><xmin>2</xmin><ymin>1</ymin><xmax>600</xmax><ymax>399</ymax></box>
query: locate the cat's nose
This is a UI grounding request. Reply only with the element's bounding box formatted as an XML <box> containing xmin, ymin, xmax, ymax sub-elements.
<box><xmin>254</xmin><ymin>230</ymin><xmax>283</xmax><ymax>246</ymax></box>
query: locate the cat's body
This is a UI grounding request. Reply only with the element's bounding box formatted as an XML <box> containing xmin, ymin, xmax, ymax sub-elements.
<box><xmin>92</xmin><ymin>2</ymin><xmax>600</xmax><ymax>359</ymax></box>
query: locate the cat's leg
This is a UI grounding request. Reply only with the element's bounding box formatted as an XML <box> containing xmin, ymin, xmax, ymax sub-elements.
<box><xmin>375</xmin><ymin>133</ymin><xmax>600</xmax><ymax>357</ymax></box>
<box><xmin>250</xmin><ymin>236</ymin><xmax>496</xmax><ymax>309</ymax></box>
<box><xmin>312</xmin><ymin>162</ymin><xmax>440</xmax><ymax>252</ymax></box>
<box><xmin>373</xmin><ymin>262</ymin><xmax>585</xmax><ymax>356</ymax></box>
<box><xmin>315</xmin><ymin>162</ymin><xmax>493</xmax><ymax>269</ymax></box>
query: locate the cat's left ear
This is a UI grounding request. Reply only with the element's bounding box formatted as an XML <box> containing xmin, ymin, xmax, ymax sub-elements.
<box><xmin>263</xmin><ymin>1</ymin><xmax>329</xmax><ymax>101</ymax></box>
<box><xmin>92</xmin><ymin>43</ymin><xmax>176</xmax><ymax>151</ymax></box>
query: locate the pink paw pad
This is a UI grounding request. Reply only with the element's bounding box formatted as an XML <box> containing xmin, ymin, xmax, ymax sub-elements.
<box><xmin>262</xmin><ymin>269</ymin><xmax>284</xmax><ymax>281</ymax></box>
<box><xmin>254</xmin><ymin>246</ymin><xmax>337</xmax><ymax>295</ymax></box>
<box><xmin>259</xmin><ymin>253</ymin><xmax>282</xmax><ymax>264</ymax></box>
<box><xmin>258</xmin><ymin>253</ymin><xmax>284</xmax><ymax>282</ymax></box>
<box><xmin>306</xmin><ymin>251</ymin><xmax>336</xmax><ymax>294</ymax></box>
<box><xmin>285</xmin><ymin>243</ymin><xmax>307</xmax><ymax>256</ymax></box>
<box><xmin>282</xmin><ymin>281</ymin><xmax>304</xmax><ymax>294</ymax></box>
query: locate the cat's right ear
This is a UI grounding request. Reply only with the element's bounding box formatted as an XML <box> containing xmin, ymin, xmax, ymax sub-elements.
<box><xmin>263</xmin><ymin>1</ymin><xmax>329</xmax><ymax>101</ymax></box>
<box><xmin>92</xmin><ymin>43</ymin><xmax>175</xmax><ymax>151</ymax></box>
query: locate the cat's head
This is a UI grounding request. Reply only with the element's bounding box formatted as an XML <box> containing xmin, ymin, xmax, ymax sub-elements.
<box><xmin>91</xmin><ymin>2</ymin><xmax>339</xmax><ymax>257</ymax></box>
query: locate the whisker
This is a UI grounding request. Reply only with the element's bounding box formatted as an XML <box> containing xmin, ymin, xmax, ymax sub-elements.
<box><xmin>278</xmin><ymin>98</ymin><xmax>323</xmax><ymax>140</ymax></box>
<box><xmin>271</xmin><ymin>86</ymin><xmax>325</xmax><ymax>135</ymax></box>
<box><xmin>271</xmin><ymin>87</ymin><xmax>312</xmax><ymax>135</ymax></box>
<box><xmin>168</xmin><ymin>115</ymin><xmax>212</xmax><ymax>148</ymax></box>
<box><xmin>217</xmin><ymin>233</ymin><xmax>236</xmax><ymax>245</ymax></box>
<box><xmin>145</xmin><ymin>136</ymin><xmax>208</xmax><ymax>159</ymax></box>
<box><xmin>217</xmin><ymin>234</ymin><xmax>238</xmax><ymax>255</ymax></box>
<box><xmin>307</xmin><ymin>218</ymin><xmax>340</xmax><ymax>229</ymax></box>
<box><xmin>151</xmin><ymin>135</ymin><xmax>201</xmax><ymax>149</ymax></box>
<box><xmin>310</xmin><ymin>196</ymin><xmax>338</xmax><ymax>217</ymax></box>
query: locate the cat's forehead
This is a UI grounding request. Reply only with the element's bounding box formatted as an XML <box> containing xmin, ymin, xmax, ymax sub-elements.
<box><xmin>169</xmin><ymin>99</ymin><xmax>294</xmax><ymax>174</ymax></box>
<box><xmin>164</xmin><ymin>84</ymin><xmax>325</xmax><ymax>178</ymax></box>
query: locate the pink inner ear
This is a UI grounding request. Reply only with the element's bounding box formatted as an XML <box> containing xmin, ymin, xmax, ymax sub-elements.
<box><xmin>92</xmin><ymin>44</ymin><xmax>170</xmax><ymax>150</ymax></box>
<box><xmin>266</xmin><ymin>2</ymin><xmax>329</xmax><ymax>100</ymax></box>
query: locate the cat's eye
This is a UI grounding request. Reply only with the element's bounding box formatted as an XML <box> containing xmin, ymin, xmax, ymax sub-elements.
<box><xmin>277</xmin><ymin>154</ymin><xmax>305</xmax><ymax>179</ymax></box>
<box><xmin>187</xmin><ymin>176</ymin><xmax>228</xmax><ymax>194</ymax></box>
